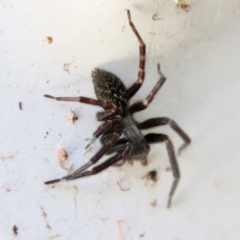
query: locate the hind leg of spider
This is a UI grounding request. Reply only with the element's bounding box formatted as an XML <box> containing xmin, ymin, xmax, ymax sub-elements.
<box><xmin>126</xmin><ymin>10</ymin><xmax>146</xmax><ymax>99</ymax></box>
<box><xmin>45</xmin><ymin>142</ymin><xmax>132</xmax><ymax>184</ymax></box>
<box><xmin>138</xmin><ymin>117</ymin><xmax>191</xmax><ymax>155</ymax></box>
<box><xmin>144</xmin><ymin>133</ymin><xmax>180</xmax><ymax>208</ymax></box>
<box><xmin>103</xmin><ymin>143</ymin><xmax>128</xmax><ymax>167</ymax></box>
<box><xmin>44</xmin><ymin>132</ymin><xmax>120</xmax><ymax>185</ymax></box>
<box><xmin>96</xmin><ymin>110</ymin><xmax>116</xmax><ymax>121</ymax></box>
<box><xmin>129</xmin><ymin>63</ymin><xmax>166</xmax><ymax>113</ymax></box>
<box><xmin>77</xmin><ymin>142</ymin><xmax>132</xmax><ymax>177</ymax></box>
<box><xmin>84</xmin><ymin>115</ymin><xmax>122</xmax><ymax>151</ymax></box>
<box><xmin>44</xmin><ymin>94</ymin><xmax>117</xmax><ymax>112</ymax></box>
<box><xmin>100</xmin><ymin>132</ymin><xmax>128</xmax><ymax>166</ymax></box>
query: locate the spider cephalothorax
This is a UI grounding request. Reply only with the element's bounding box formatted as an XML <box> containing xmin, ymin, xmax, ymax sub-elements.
<box><xmin>44</xmin><ymin>10</ymin><xmax>191</xmax><ymax>208</ymax></box>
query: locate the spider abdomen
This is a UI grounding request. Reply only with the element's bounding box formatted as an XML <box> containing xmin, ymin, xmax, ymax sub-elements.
<box><xmin>92</xmin><ymin>68</ymin><xmax>128</xmax><ymax>114</ymax></box>
<box><xmin>122</xmin><ymin>113</ymin><xmax>150</xmax><ymax>160</ymax></box>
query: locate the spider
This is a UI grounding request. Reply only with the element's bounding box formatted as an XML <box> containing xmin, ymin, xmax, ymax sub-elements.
<box><xmin>44</xmin><ymin>10</ymin><xmax>191</xmax><ymax>208</ymax></box>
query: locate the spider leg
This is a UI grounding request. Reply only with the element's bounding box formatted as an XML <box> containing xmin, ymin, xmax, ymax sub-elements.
<box><xmin>101</xmin><ymin>143</ymin><xmax>128</xmax><ymax>167</ymax></box>
<box><xmin>105</xmin><ymin>143</ymin><xmax>127</xmax><ymax>155</ymax></box>
<box><xmin>45</xmin><ymin>132</ymin><xmax>120</xmax><ymax>184</ymax></box>
<box><xmin>126</xmin><ymin>10</ymin><xmax>146</xmax><ymax>99</ymax></box>
<box><xmin>45</xmin><ymin>141</ymin><xmax>132</xmax><ymax>184</ymax></box>
<box><xmin>85</xmin><ymin>116</ymin><xmax>122</xmax><ymax>150</ymax></box>
<box><xmin>73</xmin><ymin>142</ymin><xmax>131</xmax><ymax>178</ymax></box>
<box><xmin>96</xmin><ymin>110</ymin><xmax>116</xmax><ymax>121</ymax></box>
<box><xmin>99</xmin><ymin>133</ymin><xmax>127</xmax><ymax>166</ymax></box>
<box><xmin>44</xmin><ymin>94</ymin><xmax>117</xmax><ymax>112</ymax></box>
<box><xmin>138</xmin><ymin>117</ymin><xmax>191</xmax><ymax>155</ymax></box>
<box><xmin>129</xmin><ymin>63</ymin><xmax>166</xmax><ymax>113</ymax></box>
<box><xmin>144</xmin><ymin>133</ymin><xmax>180</xmax><ymax>208</ymax></box>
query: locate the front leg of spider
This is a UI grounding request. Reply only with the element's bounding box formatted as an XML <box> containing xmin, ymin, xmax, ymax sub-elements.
<box><xmin>126</xmin><ymin>9</ymin><xmax>146</xmax><ymax>99</ymax></box>
<box><xmin>44</xmin><ymin>94</ymin><xmax>117</xmax><ymax>112</ymax></box>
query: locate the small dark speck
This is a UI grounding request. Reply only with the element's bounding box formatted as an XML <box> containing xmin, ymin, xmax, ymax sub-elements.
<box><xmin>46</xmin><ymin>132</ymin><xmax>49</xmax><ymax>135</ymax></box>
<box><xmin>146</xmin><ymin>170</ymin><xmax>158</xmax><ymax>181</ymax></box>
<box><xmin>152</xmin><ymin>13</ymin><xmax>161</xmax><ymax>21</ymax></box>
<box><xmin>166</xmin><ymin>167</ymin><xmax>172</xmax><ymax>172</ymax></box>
<box><xmin>140</xmin><ymin>233</ymin><xmax>145</xmax><ymax>238</ymax></box>
<box><xmin>18</xmin><ymin>102</ymin><xmax>22</xmax><ymax>110</ymax></box>
<box><xmin>117</xmin><ymin>181</ymin><xmax>130</xmax><ymax>191</ymax></box>
<box><xmin>150</xmin><ymin>199</ymin><xmax>157</xmax><ymax>207</ymax></box>
<box><xmin>46</xmin><ymin>36</ymin><xmax>53</xmax><ymax>44</ymax></box>
<box><xmin>13</xmin><ymin>225</ymin><xmax>18</xmax><ymax>236</ymax></box>
<box><xmin>69</xmin><ymin>110</ymin><xmax>78</xmax><ymax>123</ymax></box>
<box><xmin>176</xmin><ymin>2</ymin><xmax>190</xmax><ymax>11</ymax></box>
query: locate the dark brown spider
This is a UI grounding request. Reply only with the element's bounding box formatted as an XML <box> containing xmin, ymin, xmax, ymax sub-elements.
<box><xmin>44</xmin><ymin>10</ymin><xmax>191</xmax><ymax>208</ymax></box>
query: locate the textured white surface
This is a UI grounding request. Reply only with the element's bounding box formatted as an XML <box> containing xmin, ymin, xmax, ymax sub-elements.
<box><xmin>1</xmin><ymin>0</ymin><xmax>240</xmax><ymax>239</ymax></box>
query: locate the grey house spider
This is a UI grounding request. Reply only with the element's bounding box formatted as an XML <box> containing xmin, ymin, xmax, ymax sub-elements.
<box><xmin>44</xmin><ymin>10</ymin><xmax>191</xmax><ymax>208</ymax></box>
